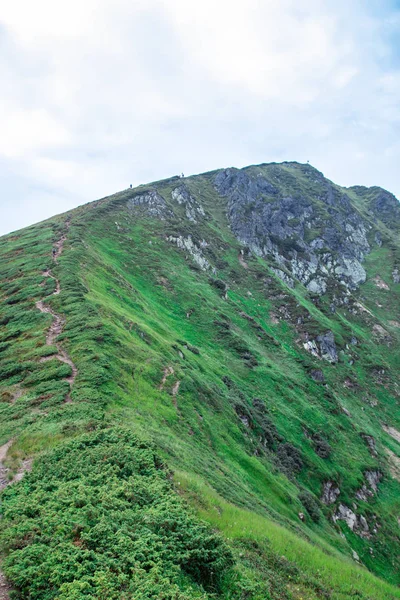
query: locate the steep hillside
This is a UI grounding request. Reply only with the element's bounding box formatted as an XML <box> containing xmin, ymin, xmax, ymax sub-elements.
<box><xmin>0</xmin><ymin>162</ymin><xmax>399</xmax><ymax>600</ymax></box>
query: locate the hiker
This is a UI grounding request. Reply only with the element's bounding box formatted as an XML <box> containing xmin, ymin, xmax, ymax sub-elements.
<box><xmin>52</xmin><ymin>247</ymin><xmax>57</xmax><ymax>259</ymax></box>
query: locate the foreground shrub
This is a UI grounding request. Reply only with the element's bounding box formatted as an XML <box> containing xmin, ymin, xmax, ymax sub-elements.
<box><xmin>0</xmin><ymin>428</ymin><xmax>233</xmax><ymax>599</ymax></box>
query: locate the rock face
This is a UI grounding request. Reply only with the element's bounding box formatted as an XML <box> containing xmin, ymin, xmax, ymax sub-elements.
<box><xmin>316</xmin><ymin>331</ymin><xmax>338</xmax><ymax>363</ymax></box>
<box><xmin>360</xmin><ymin>433</ymin><xmax>378</xmax><ymax>457</ymax></box>
<box><xmin>369</xmin><ymin>190</ymin><xmax>400</xmax><ymax>229</ymax></box>
<box><xmin>310</xmin><ymin>369</ymin><xmax>324</xmax><ymax>382</ymax></box>
<box><xmin>214</xmin><ymin>166</ymin><xmax>370</xmax><ymax>295</ymax></box>
<box><xmin>127</xmin><ymin>191</ymin><xmax>173</xmax><ymax>220</ymax></box>
<box><xmin>167</xmin><ymin>235</ymin><xmax>216</xmax><ymax>273</ymax></box>
<box><xmin>303</xmin><ymin>331</ymin><xmax>338</xmax><ymax>363</ymax></box>
<box><xmin>171</xmin><ymin>185</ymin><xmax>205</xmax><ymax>223</ymax></box>
<box><xmin>321</xmin><ymin>481</ymin><xmax>340</xmax><ymax>505</ymax></box>
<box><xmin>333</xmin><ymin>504</ymin><xmax>371</xmax><ymax>538</ymax></box>
<box><xmin>365</xmin><ymin>470</ymin><xmax>382</xmax><ymax>493</ymax></box>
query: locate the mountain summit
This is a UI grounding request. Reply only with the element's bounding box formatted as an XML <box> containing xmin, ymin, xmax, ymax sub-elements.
<box><xmin>0</xmin><ymin>162</ymin><xmax>399</xmax><ymax>599</ymax></box>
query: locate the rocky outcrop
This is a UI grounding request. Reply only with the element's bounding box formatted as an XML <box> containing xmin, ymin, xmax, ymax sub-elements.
<box><xmin>303</xmin><ymin>331</ymin><xmax>338</xmax><ymax>363</ymax></box>
<box><xmin>270</xmin><ymin>268</ymin><xmax>295</xmax><ymax>288</ymax></box>
<box><xmin>321</xmin><ymin>481</ymin><xmax>340</xmax><ymax>505</ymax></box>
<box><xmin>333</xmin><ymin>504</ymin><xmax>371</xmax><ymax>538</ymax></box>
<box><xmin>214</xmin><ymin>167</ymin><xmax>370</xmax><ymax>295</ymax></box>
<box><xmin>372</xmin><ymin>324</ymin><xmax>392</xmax><ymax>344</ymax></box>
<box><xmin>360</xmin><ymin>433</ymin><xmax>377</xmax><ymax>457</ymax></box>
<box><xmin>171</xmin><ymin>185</ymin><xmax>205</xmax><ymax>223</ymax></box>
<box><xmin>127</xmin><ymin>191</ymin><xmax>173</xmax><ymax>220</ymax></box>
<box><xmin>310</xmin><ymin>369</ymin><xmax>324</xmax><ymax>382</ymax></box>
<box><xmin>369</xmin><ymin>189</ymin><xmax>400</xmax><ymax>229</ymax></box>
<box><xmin>365</xmin><ymin>470</ymin><xmax>382</xmax><ymax>493</ymax></box>
<box><xmin>317</xmin><ymin>331</ymin><xmax>338</xmax><ymax>363</ymax></box>
<box><xmin>167</xmin><ymin>235</ymin><xmax>216</xmax><ymax>273</ymax></box>
<box><xmin>355</xmin><ymin>470</ymin><xmax>382</xmax><ymax>502</ymax></box>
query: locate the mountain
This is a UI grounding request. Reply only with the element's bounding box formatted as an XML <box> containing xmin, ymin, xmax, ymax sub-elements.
<box><xmin>0</xmin><ymin>161</ymin><xmax>399</xmax><ymax>600</ymax></box>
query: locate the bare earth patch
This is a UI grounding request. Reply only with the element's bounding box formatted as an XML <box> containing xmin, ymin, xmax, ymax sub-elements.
<box><xmin>159</xmin><ymin>366</ymin><xmax>174</xmax><ymax>390</ymax></box>
<box><xmin>388</xmin><ymin>320</ymin><xmax>400</xmax><ymax>328</ymax></box>
<box><xmin>383</xmin><ymin>425</ymin><xmax>400</xmax><ymax>444</ymax></box>
<box><xmin>385</xmin><ymin>449</ymin><xmax>400</xmax><ymax>483</ymax></box>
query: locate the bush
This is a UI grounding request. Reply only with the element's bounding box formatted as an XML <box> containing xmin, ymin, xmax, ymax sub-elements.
<box><xmin>276</xmin><ymin>443</ymin><xmax>303</xmax><ymax>476</ymax></box>
<box><xmin>1</xmin><ymin>428</ymin><xmax>233</xmax><ymax>599</ymax></box>
<box><xmin>299</xmin><ymin>490</ymin><xmax>321</xmax><ymax>523</ymax></box>
<box><xmin>312</xmin><ymin>433</ymin><xmax>332</xmax><ymax>459</ymax></box>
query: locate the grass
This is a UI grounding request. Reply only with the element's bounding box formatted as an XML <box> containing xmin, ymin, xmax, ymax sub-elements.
<box><xmin>0</xmin><ymin>163</ymin><xmax>399</xmax><ymax>598</ymax></box>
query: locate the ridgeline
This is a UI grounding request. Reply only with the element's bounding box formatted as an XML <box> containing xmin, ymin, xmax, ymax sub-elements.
<box><xmin>0</xmin><ymin>162</ymin><xmax>399</xmax><ymax>599</ymax></box>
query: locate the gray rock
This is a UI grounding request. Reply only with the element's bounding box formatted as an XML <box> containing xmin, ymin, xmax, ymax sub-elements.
<box><xmin>365</xmin><ymin>470</ymin><xmax>382</xmax><ymax>493</ymax></box>
<box><xmin>307</xmin><ymin>277</ymin><xmax>327</xmax><ymax>295</ymax></box>
<box><xmin>171</xmin><ymin>185</ymin><xmax>205</xmax><ymax>223</ymax></box>
<box><xmin>303</xmin><ymin>339</ymin><xmax>320</xmax><ymax>358</ymax></box>
<box><xmin>393</xmin><ymin>269</ymin><xmax>400</xmax><ymax>284</ymax></box>
<box><xmin>167</xmin><ymin>235</ymin><xmax>216</xmax><ymax>273</ymax></box>
<box><xmin>321</xmin><ymin>481</ymin><xmax>340</xmax><ymax>505</ymax></box>
<box><xmin>333</xmin><ymin>504</ymin><xmax>371</xmax><ymax>538</ymax></box>
<box><xmin>334</xmin><ymin>504</ymin><xmax>357</xmax><ymax>530</ymax></box>
<box><xmin>360</xmin><ymin>434</ymin><xmax>377</xmax><ymax>457</ymax></box>
<box><xmin>271</xmin><ymin>268</ymin><xmax>295</xmax><ymax>288</ymax></box>
<box><xmin>310</xmin><ymin>369</ymin><xmax>324</xmax><ymax>382</ymax></box>
<box><xmin>369</xmin><ymin>190</ymin><xmax>400</xmax><ymax>229</ymax></box>
<box><xmin>316</xmin><ymin>331</ymin><xmax>338</xmax><ymax>363</ymax></box>
<box><xmin>214</xmin><ymin>167</ymin><xmax>371</xmax><ymax>295</ymax></box>
<box><xmin>355</xmin><ymin>471</ymin><xmax>382</xmax><ymax>502</ymax></box>
<box><xmin>355</xmin><ymin>485</ymin><xmax>373</xmax><ymax>502</ymax></box>
<box><xmin>127</xmin><ymin>190</ymin><xmax>172</xmax><ymax>220</ymax></box>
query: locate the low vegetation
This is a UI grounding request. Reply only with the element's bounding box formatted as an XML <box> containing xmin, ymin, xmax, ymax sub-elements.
<box><xmin>0</xmin><ymin>163</ymin><xmax>399</xmax><ymax>598</ymax></box>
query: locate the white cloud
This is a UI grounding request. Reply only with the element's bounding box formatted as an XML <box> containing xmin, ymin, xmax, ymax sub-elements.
<box><xmin>0</xmin><ymin>107</ymin><xmax>71</xmax><ymax>158</ymax></box>
<box><xmin>0</xmin><ymin>0</ymin><xmax>399</xmax><ymax>235</ymax></box>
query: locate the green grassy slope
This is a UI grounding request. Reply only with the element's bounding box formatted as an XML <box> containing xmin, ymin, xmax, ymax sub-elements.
<box><xmin>0</xmin><ymin>163</ymin><xmax>399</xmax><ymax>599</ymax></box>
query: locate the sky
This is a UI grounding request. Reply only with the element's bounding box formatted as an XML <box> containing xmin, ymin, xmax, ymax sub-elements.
<box><xmin>1</xmin><ymin>0</ymin><xmax>400</xmax><ymax>235</ymax></box>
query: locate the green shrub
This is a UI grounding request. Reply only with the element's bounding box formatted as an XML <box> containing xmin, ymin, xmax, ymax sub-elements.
<box><xmin>1</xmin><ymin>428</ymin><xmax>233</xmax><ymax>599</ymax></box>
<box><xmin>299</xmin><ymin>490</ymin><xmax>321</xmax><ymax>523</ymax></box>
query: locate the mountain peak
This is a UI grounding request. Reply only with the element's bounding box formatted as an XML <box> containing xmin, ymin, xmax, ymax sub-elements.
<box><xmin>0</xmin><ymin>162</ymin><xmax>399</xmax><ymax>599</ymax></box>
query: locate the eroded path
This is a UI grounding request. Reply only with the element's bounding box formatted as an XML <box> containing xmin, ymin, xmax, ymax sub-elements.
<box><xmin>0</xmin><ymin>229</ymin><xmax>74</xmax><ymax>598</ymax></box>
<box><xmin>35</xmin><ymin>222</ymin><xmax>77</xmax><ymax>402</ymax></box>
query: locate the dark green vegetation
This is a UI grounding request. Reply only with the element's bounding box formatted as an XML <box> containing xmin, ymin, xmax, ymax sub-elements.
<box><xmin>0</xmin><ymin>162</ymin><xmax>399</xmax><ymax>599</ymax></box>
<box><xmin>1</xmin><ymin>429</ymin><xmax>231</xmax><ymax>599</ymax></box>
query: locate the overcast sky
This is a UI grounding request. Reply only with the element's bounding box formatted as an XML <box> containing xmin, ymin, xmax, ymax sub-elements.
<box><xmin>1</xmin><ymin>0</ymin><xmax>400</xmax><ymax>235</ymax></box>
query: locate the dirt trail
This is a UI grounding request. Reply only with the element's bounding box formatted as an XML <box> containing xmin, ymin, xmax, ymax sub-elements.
<box><xmin>35</xmin><ymin>221</ymin><xmax>77</xmax><ymax>403</ymax></box>
<box><xmin>172</xmin><ymin>380</ymin><xmax>181</xmax><ymax>397</ymax></box>
<box><xmin>0</xmin><ymin>228</ymin><xmax>72</xmax><ymax>597</ymax></box>
<box><xmin>159</xmin><ymin>366</ymin><xmax>174</xmax><ymax>390</ymax></box>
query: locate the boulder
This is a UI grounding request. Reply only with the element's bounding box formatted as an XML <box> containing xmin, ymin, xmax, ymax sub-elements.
<box><xmin>317</xmin><ymin>331</ymin><xmax>338</xmax><ymax>363</ymax></box>
<box><xmin>321</xmin><ymin>481</ymin><xmax>340</xmax><ymax>505</ymax></box>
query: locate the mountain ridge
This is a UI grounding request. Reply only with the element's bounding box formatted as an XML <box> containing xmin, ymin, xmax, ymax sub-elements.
<box><xmin>0</xmin><ymin>161</ymin><xmax>399</xmax><ymax>599</ymax></box>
